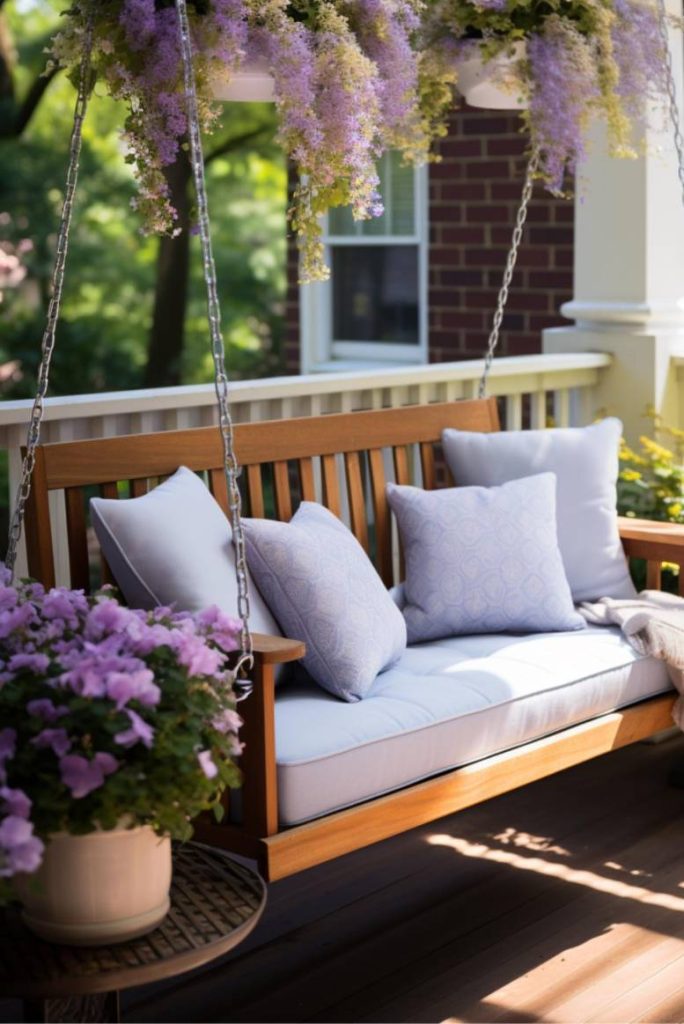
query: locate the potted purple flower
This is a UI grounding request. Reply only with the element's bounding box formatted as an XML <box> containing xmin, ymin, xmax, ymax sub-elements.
<box><xmin>0</xmin><ymin>575</ymin><xmax>242</xmax><ymax>945</ymax></box>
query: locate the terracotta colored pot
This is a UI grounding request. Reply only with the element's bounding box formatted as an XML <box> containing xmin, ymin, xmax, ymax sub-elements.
<box><xmin>213</xmin><ymin>60</ymin><xmax>275</xmax><ymax>102</ymax></box>
<box><xmin>15</xmin><ymin>826</ymin><xmax>172</xmax><ymax>946</ymax></box>
<box><xmin>455</xmin><ymin>42</ymin><xmax>527</xmax><ymax>110</ymax></box>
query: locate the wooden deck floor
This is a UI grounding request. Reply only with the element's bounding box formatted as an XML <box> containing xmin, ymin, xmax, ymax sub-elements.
<box><xmin>4</xmin><ymin>736</ymin><xmax>684</xmax><ymax>1023</ymax></box>
<box><xmin>121</xmin><ymin>734</ymin><xmax>684</xmax><ymax>1024</ymax></box>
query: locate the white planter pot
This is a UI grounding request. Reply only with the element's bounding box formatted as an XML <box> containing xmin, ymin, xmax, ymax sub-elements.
<box><xmin>15</xmin><ymin>826</ymin><xmax>171</xmax><ymax>946</ymax></box>
<box><xmin>455</xmin><ymin>42</ymin><xmax>527</xmax><ymax>110</ymax></box>
<box><xmin>213</xmin><ymin>59</ymin><xmax>275</xmax><ymax>103</ymax></box>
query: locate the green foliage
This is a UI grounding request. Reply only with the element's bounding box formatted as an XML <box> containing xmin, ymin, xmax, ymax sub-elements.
<box><xmin>618</xmin><ymin>426</ymin><xmax>684</xmax><ymax>525</ymax></box>
<box><xmin>437</xmin><ymin>0</ymin><xmax>606</xmax><ymax>45</ymax></box>
<box><xmin>618</xmin><ymin>417</ymin><xmax>684</xmax><ymax>590</ymax></box>
<box><xmin>0</xmin><ymin>0</ymin><xmax>287</xmax><ymax>397</ymax></box>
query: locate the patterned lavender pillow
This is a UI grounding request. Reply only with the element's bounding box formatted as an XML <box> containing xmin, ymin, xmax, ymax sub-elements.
<box><xmin>242</xmin><ymin>503</ymin><xmax>407</xmax><ymax>702</ymax></box>
<box><xmin>387</xmin><ymin>474</ymin><xmax>584</xmax><ymax>643</ymax></box>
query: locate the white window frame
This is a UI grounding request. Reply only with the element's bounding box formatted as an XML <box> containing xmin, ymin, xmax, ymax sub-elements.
<box><xmin>300</xmin><ymin>163</ymin><xmax>429</xmax><ymax>373</ymax></box>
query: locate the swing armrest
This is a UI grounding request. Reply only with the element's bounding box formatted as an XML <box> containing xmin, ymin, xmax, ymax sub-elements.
<box><xmin>237</xmin><ymin>634</ymin><xmax>305</xmax><ymax>839</ymax></box>
<box><xmin>251</xmin><ymin>633</ymin><xmax>306</xmax><ymax>665</ymax></box>
<box><xmin>619</xmin><ymin>516</ymin><xmax>684</xmax><ymax>564</ymax></box>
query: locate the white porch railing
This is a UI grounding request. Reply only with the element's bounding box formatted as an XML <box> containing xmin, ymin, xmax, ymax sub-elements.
<box><xmin>0</xmin><ymin>351</ymin><xmax>611</xmax><ymax>579</ymax></box>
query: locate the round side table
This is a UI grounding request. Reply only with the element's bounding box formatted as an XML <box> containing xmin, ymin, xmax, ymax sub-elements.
<box><xmin>0</xmin><ymin>843</ymin><xmax>266</xmax><ymax>1024</ymax></box>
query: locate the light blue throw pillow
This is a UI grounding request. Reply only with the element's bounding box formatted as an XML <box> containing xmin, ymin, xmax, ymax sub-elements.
<box><xmin>442</xmin><ymin>419</ymin><xmax>635</xmax><ymax>602</ymax></box>
<box><xmin>242</xmin><ymin>503</ymin><xmax>407</xmax><ymax>702</ymax></box>
<box><xmin>387</xmin><ymin>473</ymin><xmax>585</xmax><ymax>643</ymax></box>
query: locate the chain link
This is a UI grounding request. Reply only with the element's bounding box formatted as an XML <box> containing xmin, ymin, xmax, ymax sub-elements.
<box><xmin>656</xmin><ymin>0</ymin><xmax>684</xmax><ymax>207</ymax></box>
<box><xmin>5</xmin><ymin>11</ymin><xmax>95</xmax><ymax>578</ymax></box>
<box><xmin>478</xmin><ymin>149</ymin><xmax>540</xmax><ymax>399</ymax></box>
<box><xmin>175</xmin><ymin>0</ymin><xmax>252</xmax><ymax>664</ymax></box>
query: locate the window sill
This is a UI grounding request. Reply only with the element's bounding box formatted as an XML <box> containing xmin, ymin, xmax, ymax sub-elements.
<box><xmin>308</xmin><ymin>358</ymin><xmax>427</xmax><ymax>374</ymax></box>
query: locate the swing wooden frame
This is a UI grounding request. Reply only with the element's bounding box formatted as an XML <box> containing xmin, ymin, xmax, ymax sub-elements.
<box><xmin>23</xmin><ymin>395</ymin><xmax>684</xmax><ymax>881</ymax></box>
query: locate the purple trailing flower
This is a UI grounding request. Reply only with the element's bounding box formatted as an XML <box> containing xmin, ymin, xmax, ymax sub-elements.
<box><xmin>114</xmin><ymin>709</ymin><xmax>155</xmax><ymax>750</ymax></box>
<box><xmin>611</xmin><ymin>0</ymin><xmax>668</xmax><ymax>133</ymax></box>
<box><xmin>85</xmin><ymin>598</ymin><xmax>138</xmax><ymax>640</ymax></box>
<box><xmin>31</xmin><ymin>728</ymin><xmax>72</xmax><ymax>758</ymax></box>
<box><xmin>41</xmin><ymin>588</ymin><xmax>88</xmax><ymax>626</ymax></box>
<box><xmin>212</xmin><ymin>708</ymin><xmax>242</xmax><ymax>735</ymax></box>
<box><xmin>527</xmin><ymin>19</ymin><xmax>600</xmax><ymax>192</ymax></box>
<box><xmin>0</xmin><ymin>816</ymin><xmax>44</xmax><ymax>876</ymax></box>
<box><xmin>9</xmin><ymin>652</ymin><xmax>49</xmax><ymax>674</ymax></box>
<box><xmin>59</xmin><ymin>752</ymin><xmax>119</xmax><ymax>799</ymax></box>
<box><xmin>120</xmin><ymin>0</ymin><xmax>156</xmax><ymax>51</ymax></box>
<box><xmin>0</xmin><ymin>786</ymin><xmax>31</xmax><ymax>819</ymax></box>
<box><xmin>0</xmin><ymin>602</ymin><xmax>37</xmax><ymax>639</ymax></box>
<box><xmin>195</xmin><ymin>605</ymin><xmax>242</xmax><ymax>653</ymax></box>
<box><xmin>0</xmin><ymin>587</ymin><xmax>18</xmax><ymax>613</ymax></box>
<box><xmin>173</xmin><ymin>631</ymin><xmax>224</xmax><ymax>678</ymax></box>
<box><xmin>197</xmin><ymin>749</ymin><xmax>218</xmax><ymax>780</ymax></box>
<box><xmin>26</xmin><ymin>698</ymin><xmax>69</xmax><ymax>722</ymax></box>
<box><xmin>352</xmin><ymin>0</ymin><xmax>423</xmax><ymax>147</ymax></box>
<box><xmin>106</xmin><ymin>669</ymin><xmax>161</xmax><ymax>710</ymax></box>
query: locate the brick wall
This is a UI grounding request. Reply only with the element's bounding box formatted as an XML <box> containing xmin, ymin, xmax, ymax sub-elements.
<box><xmin>429</xmin><ymin>108</ymin><xmax>573</xmax><ymax>363</ymax></box>
<box><xmin>283</xmin><ymin>108</ymin><xmax>574</xmax><ymax>373</ymax></box>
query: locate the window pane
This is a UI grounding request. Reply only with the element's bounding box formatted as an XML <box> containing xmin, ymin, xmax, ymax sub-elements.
<box><xmin>327</xmin><ymin>152</ymin><xmax>416</xmax><ymax>238</ymax></box>
<box><xmin>332</xmin><ymin>245</ymin><xmax>419</xmax><ymax>345</ymax></box>
<box><xmin>328</xmin><ymin>202</ymin><xmax>357</xmax><ymax>237</ymax></box>
<box><xmin>390</xmin><ymin>155</ymin><xmax>415</xmax><ymax>235</ymax></box>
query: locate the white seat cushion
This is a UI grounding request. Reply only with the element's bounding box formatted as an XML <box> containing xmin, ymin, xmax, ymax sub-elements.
<box><xmin>274</xmin><ymin>627</ymin><xmax>673</xmax><ymax>825</ymax></box>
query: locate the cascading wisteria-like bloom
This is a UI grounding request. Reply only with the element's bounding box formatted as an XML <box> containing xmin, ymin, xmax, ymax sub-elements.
<box><xmin>0</xmin><ymin>577</ymin><xmax>243</xmax><ymax>900</ymax></box>
<box><xmin>526</xmin><ymin>18</ymin><xmax>601</xmax><ymax>193</ymax></box>
<box><xmin>49</xmin><ymin>0</ymin><xmax>454</xmax><ymax>282</ymax></box>
<box><xmin>611</xmin><ymin>0</ymin><xmax>669</xmax><ymax>134</ymax></box>
<box><xmin>430</xmin><ymin>0</ymin><xmax>671</xmax><ymax>194</ymax></box>
<box><xmin>349</xmin><ymin>0</ymin><xmax>425</xmax><ymax>155</ymax></box>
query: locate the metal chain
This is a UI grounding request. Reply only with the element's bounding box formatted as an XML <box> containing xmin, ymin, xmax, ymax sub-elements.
<box><xmin>478</xmin><ymin>148</ymin><xmax>540</xmax><ymax>399</ymax></box>
<box><xmin>175</xmin><ymin>0</ymin><xmax>252</xmax><ymax>664</ymax></box>
<box><xmin>5</xmin><ymin>11</ymin><xmax>95</xmax><ymax>578</ymax></box>
<box><xmin>656</xmin><ymin>0</ymin><xmax>684</xmax><ymax>207</ymax></box>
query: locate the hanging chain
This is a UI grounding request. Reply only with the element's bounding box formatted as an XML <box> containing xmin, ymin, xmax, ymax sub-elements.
<box><xmin>5</xmin><ymin>11</ymin><xmax>95</xmax><ymax>578</ymax></box>
<box><xmin>175</xmin><ymin>0</ymin><xmax>252</xmax><ymax>665</ymax></box>
<box><xmin>656</xmin><ymin>0</ymin><xmax>684</xmax><ymax>207</ymax></box>
<box><xmin>478</xmin><ymin>148</ymin><xmax>540</xmax><ymax>399</ymax></box>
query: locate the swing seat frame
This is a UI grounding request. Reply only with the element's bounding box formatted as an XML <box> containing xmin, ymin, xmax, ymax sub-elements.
<box><xmin>24</xmin><ymin>397</ymin><xmax>683</xmax><ymax>881</ymax></box>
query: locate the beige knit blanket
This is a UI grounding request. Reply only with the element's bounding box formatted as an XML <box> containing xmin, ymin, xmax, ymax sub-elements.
<box><xmin>579</xmin><ymin>591</ymin><xmax>684</xmax><ymax>729</ymax></box>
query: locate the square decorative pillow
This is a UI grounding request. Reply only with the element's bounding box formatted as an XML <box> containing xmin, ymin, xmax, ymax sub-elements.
<box><xmin>90</xmin><ymin>466</ymin><xmax>280</xmax><ymax>636</ymax></box>
<box><xmin>442</xmin><ymin>418</ymin><xmax>635</xmax><ymax>603</ymax></box>
<box><xmin>242</xmin><ymin>502</ymin><xmax>407</xmax><ymax>702</ymax></box>
<box><xmin>387</xmin><ymin>474</ymin><xmax>585</xmax><ymax>643</ymax></box>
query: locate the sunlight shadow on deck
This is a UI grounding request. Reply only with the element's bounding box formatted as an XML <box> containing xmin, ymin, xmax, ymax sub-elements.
<box><xmin>426</xmin><ymin>833</ymin><xmax>684</xmax><ymax>912</ymax></box>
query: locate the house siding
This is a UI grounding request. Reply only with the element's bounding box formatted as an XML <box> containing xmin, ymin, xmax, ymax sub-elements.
<box><xmin>284</xmin><ymin>108</ymin><xmax>574</xmax><ymax>373</ymax></box>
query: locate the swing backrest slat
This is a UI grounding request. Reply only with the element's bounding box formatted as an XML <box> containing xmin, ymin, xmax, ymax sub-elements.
<box><xmin>24</xmin><ymin>397</ymin><xmax>500</xmax><ymax>593</ymax></box>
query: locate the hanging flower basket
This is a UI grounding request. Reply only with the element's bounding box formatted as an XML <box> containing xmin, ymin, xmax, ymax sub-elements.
<box><xmin>212</xmin><ymin>59</ymin><xmax>275</xmax><ymax>103</ymax></box>
<box><xmin>429</xmin><ymin>0</ymin><xmax>674</xmax><ymax>193</ymax></box>
<box><xmin>15</xmin><ymin>826</ymin><xmax>171</xmax><ymax>945</ymax></box>
<box><xmin>455</xmin><ymin>41</ymin><xmax>526</xmax><ymax>110</ymax></box>
<box><xmin>48</xmin><ymin>1</ymin><xmax>457</xmax><ymax>284</ymax></box>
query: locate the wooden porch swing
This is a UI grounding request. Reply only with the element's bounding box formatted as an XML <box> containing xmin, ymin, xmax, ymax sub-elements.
<box><xmin>11</xmin><ymin>0</ymin><xmax>684</xmax><ymax>881</ymax></box>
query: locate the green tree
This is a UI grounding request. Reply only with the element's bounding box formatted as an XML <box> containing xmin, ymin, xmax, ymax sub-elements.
<box><xmin>0</xmin><ymin>0</ymin><xmax>287</xmax><ymax>395</ymax></box>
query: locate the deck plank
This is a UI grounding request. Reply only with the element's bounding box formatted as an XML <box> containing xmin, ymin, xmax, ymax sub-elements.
<box><xmin>122</xmin><ymin>737</ymin><xmax>684</xmax><ymax>1024</ymax></box>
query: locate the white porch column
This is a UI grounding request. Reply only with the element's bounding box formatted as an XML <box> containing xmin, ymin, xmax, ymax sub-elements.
<box><xmin>543</xmin><ymin>0</ymin><xmax>684</xmax><ymax>443</ymax></box>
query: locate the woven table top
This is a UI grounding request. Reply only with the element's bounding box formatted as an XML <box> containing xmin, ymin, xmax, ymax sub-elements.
<box><xmin>0</xmin><ymin>842</ymin><xmax>266</xmax><ymax>999</ymax></box>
